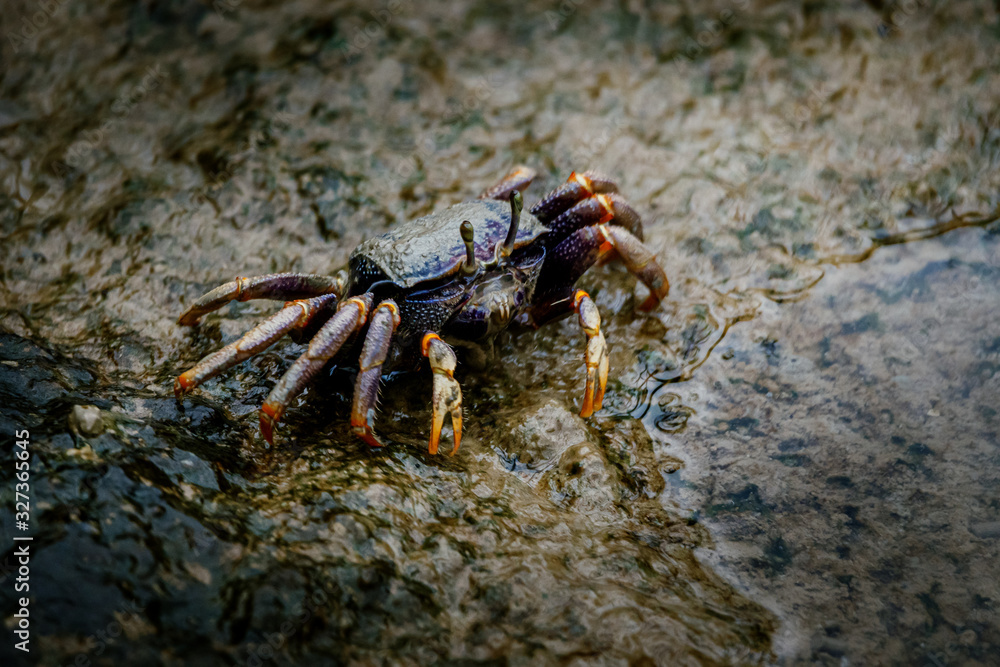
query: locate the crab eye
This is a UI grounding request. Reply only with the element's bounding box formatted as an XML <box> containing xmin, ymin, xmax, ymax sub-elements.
<box><xmin>460</xmin><ymin>220</ymin><xmax>479</xmax><ymax>275</ymax></box>
<box><xmin>496</xmin><ymin>190</ymin><xmax>522</xmax><ymax>263</ymax></box>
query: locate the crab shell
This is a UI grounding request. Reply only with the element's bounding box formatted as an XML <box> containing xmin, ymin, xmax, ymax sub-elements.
<box><xmin>349</xmin><ymin>199</ymin><xmax>548</xmax><ymax>289</ymax></box>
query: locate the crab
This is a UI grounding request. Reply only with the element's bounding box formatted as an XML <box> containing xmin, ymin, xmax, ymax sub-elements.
<box><xmin>174</xmin><ymin>166</ymin><xmax>669</xmax><ymax>454</ymax></box>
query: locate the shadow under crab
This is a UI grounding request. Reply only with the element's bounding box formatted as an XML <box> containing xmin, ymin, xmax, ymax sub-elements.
<box><xmin>174</xmin><ymin>167</ymin><xmax>670</xmax><ymax>453</ymax></box>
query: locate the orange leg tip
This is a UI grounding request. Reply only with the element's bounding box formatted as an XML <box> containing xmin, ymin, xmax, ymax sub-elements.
<box><xmin>450</xmin><ymin>415</ymin><xmax>463</xmax><ymax>456</ymax></box>
<box><xmin>351</xmin><ymin>414</ymin><xmax>384</xmax><ymax>448</ymax></box>
<box><xmin>174</xmin><ymin>373</ymin><xmax>194</xmax><ymax>399</ymax></box>
<box><xmin>259</xmin><ymin>403</ymin><xmax>282</xmax><ymax>444</ymax></box>
<box><xmin>259</xmin><ymin>419</ymin><xmax>274</xmax><ymax>445</ymax></box>
<box><xmin>354</xmin><ymin>427</ymin><xmax>384</xmax><ymax>448</ymax></box>
<box><xmin>638</xmin><ymin>294</ymin><xmax>661</xmax><ymax>312</ymax></box>
<box><xmin>580</xmin><ymin>392</ymin><xmax>595</xmax><ymax>419</ymax></box>
<box><xmin>428</xmin><ymin>415</ymin><xmax>443</xmax><ymax>455</ymax></box>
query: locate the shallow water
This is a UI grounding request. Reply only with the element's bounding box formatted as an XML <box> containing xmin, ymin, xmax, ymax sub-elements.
<box><xmin>1</xmin><ymin>1</ymin><xmax>998</xmax><ymax>664</ymax></box>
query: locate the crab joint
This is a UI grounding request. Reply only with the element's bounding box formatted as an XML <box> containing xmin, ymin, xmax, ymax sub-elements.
<box><xmin>496</xmin><ymin>190</ymin><xmax>522</xmax><ymax>262</ymax></box>
<box><xmin>460</xmin><ymin>221</ymin><xmax>479</xmax><ymax>275</ymax></box>
<box><xmin>571</xmin><ymin>171</ymin><xmax>594</xmax><ymax>195</ymax></box>
<box><xmin>594</xmin><ymin>194</ymin><xmax>616</xmax><ymax>225</ymax></box>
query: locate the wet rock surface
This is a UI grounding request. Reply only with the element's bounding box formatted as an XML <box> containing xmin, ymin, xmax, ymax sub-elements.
<box><xmin>682</xmin><ymin>229</ymin><xmax>1000</xmax><ymax>663</ymax></box>
<box><xmin>1</xmin><ymin>0</ymin><xmax>998</xmax><ymax>664</ymax></box>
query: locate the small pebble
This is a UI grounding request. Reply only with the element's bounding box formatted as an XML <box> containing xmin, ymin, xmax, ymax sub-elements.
<box><xmin>69</xmin><ymin>405</ymin><xmax>105</xmax><ymax>437</ymax></box>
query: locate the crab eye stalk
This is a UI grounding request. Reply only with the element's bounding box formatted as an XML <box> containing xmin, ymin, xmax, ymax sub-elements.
<box><xmin>460</xmin><ymin>220</ymin><xmax>479</xmax><ymax>275</ymax></box>
<box><xmin>496</xmin><ymin>190</ymin><xmax>522</xmax><ymax>262</ymax></box>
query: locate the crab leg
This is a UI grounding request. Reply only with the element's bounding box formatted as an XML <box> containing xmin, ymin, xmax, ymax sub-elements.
<box><xmin>178</xmin><ymin>272</ymin><xmax>346</xmax><ymax>326</ymax></box>
<box><xmin>350</xmin><ymin>300</ymin><xmax>401</xmax><ymax>448</ymax></box>
<box><xmin>522</xmin><ymin>288</ymin><xmax>609</xmax><ymax>418</ymax></box>
<box><xmin>258</xmin><ymin>294</ymin><xmax>372</xmax><ymax>444</ymax></box>
<box><xmin>421</xmin><ymin>333</ymin><xmax>463</xmax><ymax>455</ymax></box>
<box><xmin>545</xmin><ymin>192</ymin><xmax>644</xmax><ymax>241</ymax></box>
<box><xmin>529</xmin><ymin>171</ymin><xmax>619</xmax><ymax>225</ymax></box>
<box><xmin>174</xmin><ymin>293</ymin><xmax>339</xmax><ymax>398</ymax></box>
<box><xmin>537</xmin><ymin>224</ymin><xmax>669</xmax><ymax>312</ymax></box>
<box><xmin>598</xmin><ymin>224</ymin><xmax>670</xmax><ymax>310</ymax></box>
<box><xmin>573</xmin><ymin>290</ymin><xmax>609</xmax><ymax>417</ymax></box>
<box><xmin>479</xmin><ymin>165</ymin><xmax>537</xmax><ymax>202</ymax></box>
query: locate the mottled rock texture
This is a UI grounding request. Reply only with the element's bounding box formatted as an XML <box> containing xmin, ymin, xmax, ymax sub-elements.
<box><xmin>1</xmin><ymin>0</ymin><xmax>998</xmax><ymax>664</ymax></box>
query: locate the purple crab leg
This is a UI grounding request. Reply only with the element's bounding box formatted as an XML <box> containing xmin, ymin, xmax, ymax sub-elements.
<box><xmin>479</xmin><ymin>165</ymin><xmax>537</xmax><ymax>202</ymax></box>
<box><xmin>545</xmin><ymin>192</ymin><xmax>644</xmax><ymax>241</ymax></box>
<box><xmin>350</xmin><ymin>300</ymin><xmax>401</xmax><ymax>448</ymax></box>
<box><xmin>529</xmin><ymin>171</ymin><xmax>619</xmax><ymax>226</ymax></box>
<box><xmin>536</xmin><ymin>223</ymin><xmax>669</xmax><ymax>313</ymax></box>
<box><xmin>174</xmin><ymin>293</ymin><xmax>339</xmax><ymax>398</ymax></box>
<box><xmin>599</xmin><ymin>224</ymin><xmax>670</xmax><ymax>310</ymax></box>
<box><xmin>259</xmin><ymin>294</ymin><xmax>372</xmax><ymax>444</ymax></box>
<box><xmin>178</xmin><ymin>272</ymin><xmax>346</xmax><ymax>326</ymax></box>
<box><xmin>421</xmin><ymin>333</ymin><xmax>463</xmax><ymax>455</ymax></box>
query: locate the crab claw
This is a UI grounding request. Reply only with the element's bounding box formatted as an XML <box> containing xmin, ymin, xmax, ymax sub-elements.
<box><xmin>573</xmin><ymin>290</ymin><xmax>609</xmax><ymax>417</ymax></box>
<box><xmin>422</xmin><ymin>332</ymin><xmax>463</xmax><ymax>455</ymax></box>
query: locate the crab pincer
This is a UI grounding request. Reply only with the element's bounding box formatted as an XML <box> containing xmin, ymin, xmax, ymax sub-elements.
<box><xmin>573</xmin><ymin>290</ymin><xmax>609</xmax><ymax>417</ymax></box>
<box><xmin>421</xmin><ymin>332</ymin><xmax>463</xmax><ymax>455</ymax></box>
